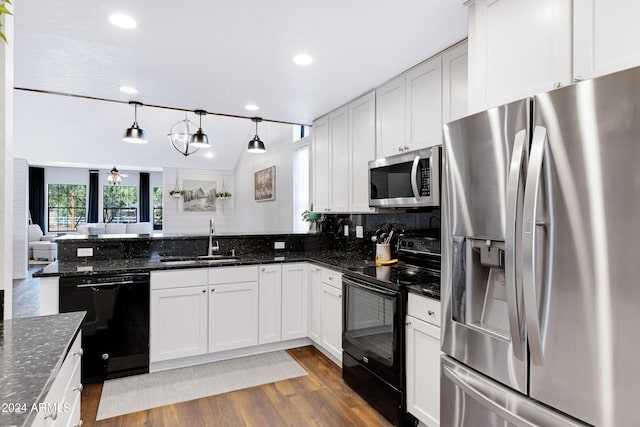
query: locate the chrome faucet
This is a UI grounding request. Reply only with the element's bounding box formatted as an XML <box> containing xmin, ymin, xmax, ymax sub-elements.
<box><xmin>208</xmin><ymin>217</ymin><xmax>219</xmax><ymax>255</ymax></box>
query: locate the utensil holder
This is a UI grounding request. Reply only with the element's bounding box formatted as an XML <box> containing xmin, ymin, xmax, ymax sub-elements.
<box><xmin>375</xmin><ymin>243</ymin><xmax>391</xmax><ymax>263</ymax></box>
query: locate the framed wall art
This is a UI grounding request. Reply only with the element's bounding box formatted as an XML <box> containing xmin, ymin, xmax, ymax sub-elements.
<box><xmin>254</xmin><ymin>166</ymin><xmax>276</xmax><ymax>201</ymax></box>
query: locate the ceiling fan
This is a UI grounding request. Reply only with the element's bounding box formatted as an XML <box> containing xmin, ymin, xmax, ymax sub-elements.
<box><xmin>107</xmin><ymin>166</ymin><xmax>128</xmax><ymax>185</ymax></box>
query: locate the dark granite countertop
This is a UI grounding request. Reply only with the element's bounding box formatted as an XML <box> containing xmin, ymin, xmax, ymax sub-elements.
<box><xmin>0</xmin><ymin>312</ymin><xmax>85</xmax><ymax>427</ymax></box>
<box><xmin>33</xmin><ymin>250</ymin><xmax>378</xmax><ymax>278</ymax></box>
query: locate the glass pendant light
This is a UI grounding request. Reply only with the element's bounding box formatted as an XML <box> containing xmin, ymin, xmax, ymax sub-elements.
<box><xmin>122</xmin><ymin>101</ymin><xmax>148</xmax><ymax>143</ymax></box>
<box><xmin>190</xmin><ymin>110</ymin><xmax>211</xmax><ymax>148</ymax></box>
<box><xmin>247</xmin><ymin>117</ymin><xmax>266</xmax><ymax>153</ymax></box>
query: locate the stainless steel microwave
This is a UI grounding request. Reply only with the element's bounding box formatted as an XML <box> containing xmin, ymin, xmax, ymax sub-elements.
<box><xmin>368</xmin><ymin>146</ymin><xmax>440</xmax><ymax>208</ymax></box>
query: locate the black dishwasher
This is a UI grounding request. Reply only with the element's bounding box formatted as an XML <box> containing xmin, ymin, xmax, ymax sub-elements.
<box><xmin>59</xmin><ymin>272</ymin><xmax>150</xmax><ymax>383</ymax></box>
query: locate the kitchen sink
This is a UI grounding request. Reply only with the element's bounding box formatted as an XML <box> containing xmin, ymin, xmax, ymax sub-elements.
<box><xmin>160</xmin><ymin>255</ymin><xmax>240</xmax><ymax>266</ymax></box>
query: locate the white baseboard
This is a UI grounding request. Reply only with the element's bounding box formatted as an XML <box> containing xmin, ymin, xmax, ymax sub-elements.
<box><xmin>150</xmin><ymin>338</ymin><xmax>313</xmax><ymax>373</ymax></box>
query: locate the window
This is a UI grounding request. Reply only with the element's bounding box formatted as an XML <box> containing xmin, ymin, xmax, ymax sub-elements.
<box><xmin>292</xmin><ymin>125</ymin><xmax>310</xmax><ymax>141</ymax></box>
<box><xmin>48</xmin><ymin>184</ymin><xmax>87</xmax><ymax>232</ymax></box>
<box><xmin>103</xmin><ymin>186</ymin><xmax>138</xmax><ymax>223</ymax></box>
<box><xmin>153</xmin><ymin>187</ymin><xmax>163</xmax><ymax>230</ymax></box>
<box><xmin>293</xmin><ymin>141</ymin><xmax>310</xmax><ymax>232</ymax></box>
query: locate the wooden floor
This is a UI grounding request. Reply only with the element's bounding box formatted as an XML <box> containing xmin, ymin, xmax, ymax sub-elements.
<box><xmin>81</xmin><ymin>346</ymin><xmax>392</xmax><ymax>427</ymax></box>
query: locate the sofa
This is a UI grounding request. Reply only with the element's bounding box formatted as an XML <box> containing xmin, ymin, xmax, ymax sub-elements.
<box><xmin>28</xmin><ymin>224</ymin><xmax>58</xmax><ymax>261</ymax></box>
<box><xmin>75</xmin><ymin>222</ymin><xmax>153</xmax><ymax>235</ymax></box>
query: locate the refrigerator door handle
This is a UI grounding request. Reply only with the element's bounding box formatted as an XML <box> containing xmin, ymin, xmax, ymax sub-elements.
<box><xmin>410</xmin><ymin>155</ymin><xmax>421</xmax><ymax>199</ymax></box>
<box><xmin>442</xmin><ymin>364</ymin><xmax>538</xmax><ymax>427</ymax></box>
<box><xmin>505</xmin><ymin>129</ymin><xmax>528</xmax><ymax>360</ymax></box>
<box><xmin>522</xmin><ymin>125</ymin><xmax>550</xmax><ymax>365</ymax></box>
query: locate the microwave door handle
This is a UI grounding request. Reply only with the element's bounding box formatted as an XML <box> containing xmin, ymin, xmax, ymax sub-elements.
<box><xmin>505</xmin><ymin>129</ymin><xmax>527</xmax><ymax>360</ymax></box>
<box><xmin>522</xmin><ymin>126</ymin><xmax>551</xmax><ymax>365</ymax></box>
<box><xmin>410</xmin><ymin>155</ymin><xmax>421</xmax><ymax>199</ymax></box>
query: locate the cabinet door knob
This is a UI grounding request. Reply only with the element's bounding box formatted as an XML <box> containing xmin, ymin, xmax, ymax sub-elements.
<box><xmin>261</xmin><ymin>267</ymin><xmax>266</xmax><ymax>272</ymax></box>
<box><xmin>73</xmin><ymin>421</ymin><xmax>84</xmax><ymax>427</ymax></box>
<box><xmin>74</xmin><ymin>348</ymin><xmax>83</xmax><ymax>357</ymax></box>
<box><xmin>210</xmin><ymin>288</ymin><xmax>215</xmax><ymax>292</ymax></box>
<box><xmin>553</xmin><ymin>81</ymin><xmax>563</xmax><ymax>88</ymax></box>
<box><xmin>202</xmin><ymin>289</ymin><xmax>206</xmax><ymax>293</ymax></box>
<box><xmin>406</xmin><ymin>321</ymin><xmax>411</xmax><ymax>326</ymax></box>
<box><xmin>398</xmin><ymin>146</ymin><xmax>403</xmax><ymax>152</ymax></box>
<box><xmin>44</xmin><ymin>410</ymin><xmax>58</xmax><ymax>420</ymax></box>
<box><xmin>428</xmin><ymin>310</ymin><xmax>435</xmax><ymax>316</ymax></box>
<box><xmin>574</xmin><ymin>75</ymin><xmax>583</xmax><ymax>83</ymax></box>
<box><xmin>73</xmin><ymin>384</ymin><xmax>84</xmax><ymax>393</ymax></box>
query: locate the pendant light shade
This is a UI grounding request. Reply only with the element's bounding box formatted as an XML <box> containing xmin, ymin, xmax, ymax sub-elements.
<box><xmin>190</xmin><ymin>110</ymin><xmax>211</xmax><ymax>148</ymax></box>
<box><xmin>247</xmin><ymin>117</ymin><xmax>266</xmax><ymax>153</ymax></box>
<box><xmin>122</xmin><ymin>101</ymin><xmax>148</xmax><ymax>143</ymax></box>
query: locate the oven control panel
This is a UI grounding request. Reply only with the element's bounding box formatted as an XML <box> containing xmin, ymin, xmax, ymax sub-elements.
<box><xmin>397</xmin><ymin>236</ymin><xmax>440</xmax><ymax>254</ymax></box>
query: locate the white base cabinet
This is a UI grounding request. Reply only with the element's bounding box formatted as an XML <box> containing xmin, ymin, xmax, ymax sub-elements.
<box><xmin>150</xmin><ymin>269</ymin><xmax>209</xmax><ymax>362</ymax></box>
<box><xmin>320</xmin><ymin>282</ymin><xmax>343</xmax><ymax>362</ymax></box>
<box><xmin>259</xmin><ymin>264</ymin><xmax>282</xmax><ymax>344</ymax></box>
<box><xmin>281</xmin><ymin>263</ymin><xmax>309</xmax><ymax>340</ymax></box>
<box><xmin>406</xmin><ymin>294</ymin><xmax>441</xmax><ymax>426</ymax></box>
<box><xmin>209</xmin><ymin>266</ymin><xmax>259</xmax><ymax>353</ymax></box>
<box><xmin>308</xmin><ymin>265</ymin><xmax>323</xmax><ymax>344</ymax></box>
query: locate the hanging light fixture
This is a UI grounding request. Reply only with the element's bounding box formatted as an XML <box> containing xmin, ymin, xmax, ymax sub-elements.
<box><xmin>122</xmin><ymin>101</ymin><xmax>148</xmax><ymax>143</ymax></box>
<box><xmin>107</xmin><ymin>166</ymin><xmax>122</xmax><ymax>185</ymax></box>
<box><xmin>190</xmin><ymin>110</ymin><xmax>211</xmax><ymax>148</ymax></box>
<box><xmin>168</xmin><ymin>114</ymin><xmax>200</xmax><ymax>156</ymax></box>
<box><xmin>247</xmin><ymin>117</ymin><xmax>266</xmax><ymax>153</ymax></box>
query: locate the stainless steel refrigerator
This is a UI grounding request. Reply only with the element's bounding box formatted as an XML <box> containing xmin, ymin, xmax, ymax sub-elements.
<box><xmin>441</xmin><ymin>65</ymin><xmax>640</xmax><ymax>426</ymax></box>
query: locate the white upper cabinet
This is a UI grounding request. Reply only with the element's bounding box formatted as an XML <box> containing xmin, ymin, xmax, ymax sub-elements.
<box><xmin>376</xmin><ymin>74</ymin><xmax>407</xmax><ymax>158</ymax></box>
<box><xmin>329</xmin><ymin>105</ymin><xmax>350</xmax><ymax>212</ymax></box>
<box><xmin>405</xmin><ymin>56</ymin><xmax>443</xmax><ymax>149</ymax></box>
<box><xmin>467</xmin><ymin>0</ymin><xmax>572</xmax><ymax>112</ymax></box>
<box><xmin>312</xmin><ymin>115</ymin><xmax>330</xmax><ymax>212</ymax></box>
<box><xmin>348</xmin><ymin>91</ymin><xmax>376</xmax><ymax>213</ymax></box>
<box><xmin>574</xmin><ymin>0</ymin><xmax>640</xmax><ymax>80</ymax></box>
<box><xmin>442</xmin><ymin>41</ymin><xmax>469</xmax><ymax>124</ymax></box>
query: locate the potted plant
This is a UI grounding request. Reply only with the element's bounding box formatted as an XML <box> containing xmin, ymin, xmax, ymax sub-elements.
<box><xmin>169</xmin><ymin>189</ymin><xmax>185</xmax><ymax>198</ymax></box>
<box><xmin>301</xmin><ymin>204</ymin><xmax>321</xmax><ymax>233</ymax></box>
<box><xmin>0</xmin><ymin>0</ymin><xmax>12</xmax><ymax>44</ymax></box>
<box><xmin>216</xmin><ymin>191</ymin><xmax>232</xmax><ymax>199</ymax></box>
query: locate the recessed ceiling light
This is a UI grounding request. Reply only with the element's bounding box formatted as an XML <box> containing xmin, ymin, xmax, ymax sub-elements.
<box><xmin>244</xmin><ymin>104</ymin><xmax>260</xmax><ymax>111</ymax></box>
<box><xmin>205</xmin><ymin>151</ymin><xmax>214</xmax><ymax>159</ymax></box>
<box><xmin>292</xmin><ymin>54</ymin><xmax>313</xmax><ymax>66</ymax></box>
<box><xmin>109</xmin><ymin>13</ymin><xmax>137</xmax><ymax>29</ymax></box>
<box><xmin>119</xmin><ymin>86</ymin><xmax>138</xmax><ymax>94</ymax></box>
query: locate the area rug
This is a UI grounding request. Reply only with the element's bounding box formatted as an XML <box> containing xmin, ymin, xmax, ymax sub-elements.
<box><xmin>96</xmin><ymin>350</ymin><xmax>308</xmax><ymax>420</ymax></box>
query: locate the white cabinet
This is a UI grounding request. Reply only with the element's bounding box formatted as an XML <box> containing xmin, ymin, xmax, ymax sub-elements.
<box><xmin>467</xmin><ymin>0</ymin><xmax>572</xmax><ymax>112</ymax></box>
<box><xmin>406</xmin><ymin>293</ymin><xmax>441</xmax><ymax>426</ymax></box>
<box><xmin>259</xmin><ymin>264</ymin><xmax>282</xmax><ymax>344</ymax></box>
<box><xmin>442</xmin><ymin>41</ymin><xmax>469</xmax><ymax>124</ymax></box>
<box><xmin>329</xmin><ymin>105</ymin><xmax>350</xmax><ymax>212</ymax></box>
<box><xmin>31</xmin><ymin>335</ymin><xmax>82</xmax><ymax>427</ymax></box>
<box><xmin>377</xmin><ymin>57</ymin><xmax>444</xmax><ymax>158</ymax></box>
<box><xmin>209</xmin><ymin>266</ymin><xmax>259</xmax><ymax>353</ymax></box>
<box><xmin>376</xmin><ymin>74</ymin><xmax>406</xmax><ymax>158</ymax></box>
<box><xmin>150</xmin><ymin>269</ymin><xmax>209</xmax><ymax>362</ymax></box>
<box><xmin>574</xmin><ymin>1</ymin><xmax>640</xmax><ymax>80</ymax></box>
<box><xmin>320</xmin><ymin>282</ymin><xmax>343</xmax><ymax>362</ymax></box>
<box><xmin>313</xmin><ymin>97</ymin><xmax>376</xmax><ymax>214</ymax></box>
<box><xmin>405</xmin><ymin>56</ymin><xmax>443</xmax><ymax>149</ymax></box>
<box><xmin>312</xmin><ymin>115</ymin><xmax>330</xmax><ymax>212</ymax></box>
<box><xmin>281</xmin><ymin>263</ymin><xmax>309</xmax><ymax>340</ymax></box>
<box><xmin>348</xmin><ymin>91</ymin><xmax>377</xmax><ymax>213</ymax></box>
<box><xmin>151</xmin><ymin>285</ymin><xmax>208</xmax><ymax>362</ymax></box>
<box><xmin>308</xmin><ymin>265</ymin><xmax>323</xmax><ymax>343</ymax></box>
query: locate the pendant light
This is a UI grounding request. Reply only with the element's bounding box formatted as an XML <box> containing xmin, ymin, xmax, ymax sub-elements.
<box><xmin>247</xmin><ymin>117</ymin><xmax>266</xmax><ymax>153</ymax></box>
<box><xmin>122</xmin><ymin>101</ymin><xmax>148</xmax><ymax>143</ymax></box>
<box><xmin>168</xmin><ymin>114</ymin><xmax>199</xmax><ymax>156</ymax></box>
<box><xmin>190</xmin><ymin>110</ymin><xmax>211</xmax><ymax>148</ymax></box>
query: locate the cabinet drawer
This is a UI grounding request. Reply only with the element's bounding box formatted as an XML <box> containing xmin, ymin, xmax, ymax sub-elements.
<box><xmin>408</xmin><ymin>293</ymin><xmax>441</xmax><ymax>327</ymax></box>
<box><xmin>209</xmin><ymin>265</ymin><xmax>259</xmax><ymax>284</ymax></box>
<box><xmin>151</xmin><ymin>268</ymin><xmax>208</xmax><ymax>290</ymax></box>
<box><xmin>320</xmin><ymin>268</ymin><xmax>342</xmax><ymax>289</ymax></box>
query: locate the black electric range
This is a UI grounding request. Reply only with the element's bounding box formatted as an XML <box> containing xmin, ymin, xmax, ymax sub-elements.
<box><xmin>352</xmin><ymin>234</ymin><xmax>441</xmax><ymax>299</ymax></box>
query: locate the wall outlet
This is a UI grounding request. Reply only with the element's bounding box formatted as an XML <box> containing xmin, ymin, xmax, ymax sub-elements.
<box><xmin>356</xmin><ymin>226</ymin><xmax>364</xmax><ymax>239</ymax></box>
<box><xmin>274</xmin><ymin>241</ymin><xmax>285</xmax><ymax>250</ymax></box>
<box><xmin>77</xmin><ymin>248</ymin><xmax>94</xmax><ymax>257</ymax></box>
<box><xmin>343</xmin><ymin>224</ymin><xmax>349</xmax><ymax>236</ymax></box>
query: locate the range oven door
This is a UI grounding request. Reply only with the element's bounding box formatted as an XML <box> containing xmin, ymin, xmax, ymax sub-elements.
<box><xmin>342</xmin><ymin>275</ymin><xmax>403</xmax><ymax>388</ymax></box>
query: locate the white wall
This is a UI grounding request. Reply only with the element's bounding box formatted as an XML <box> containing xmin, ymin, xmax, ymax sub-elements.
<box><xmin>13</xmin><ymin>159</ymin><xmax>28</xmax><ymax>280</ymax></box>
<box><xmin>1</xmin><ymin>11</ymin><xmax>14</xmax><ymax>319</ymax></box>
<box><xmin>233</xmin><ymin>122</ymin><xmax>295</xmax><ymax>233</ymax></box>
<box><xmin>162</xmin><ymin>167</ymin><xmax>235</xmax><ymax>235</ymax></box>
